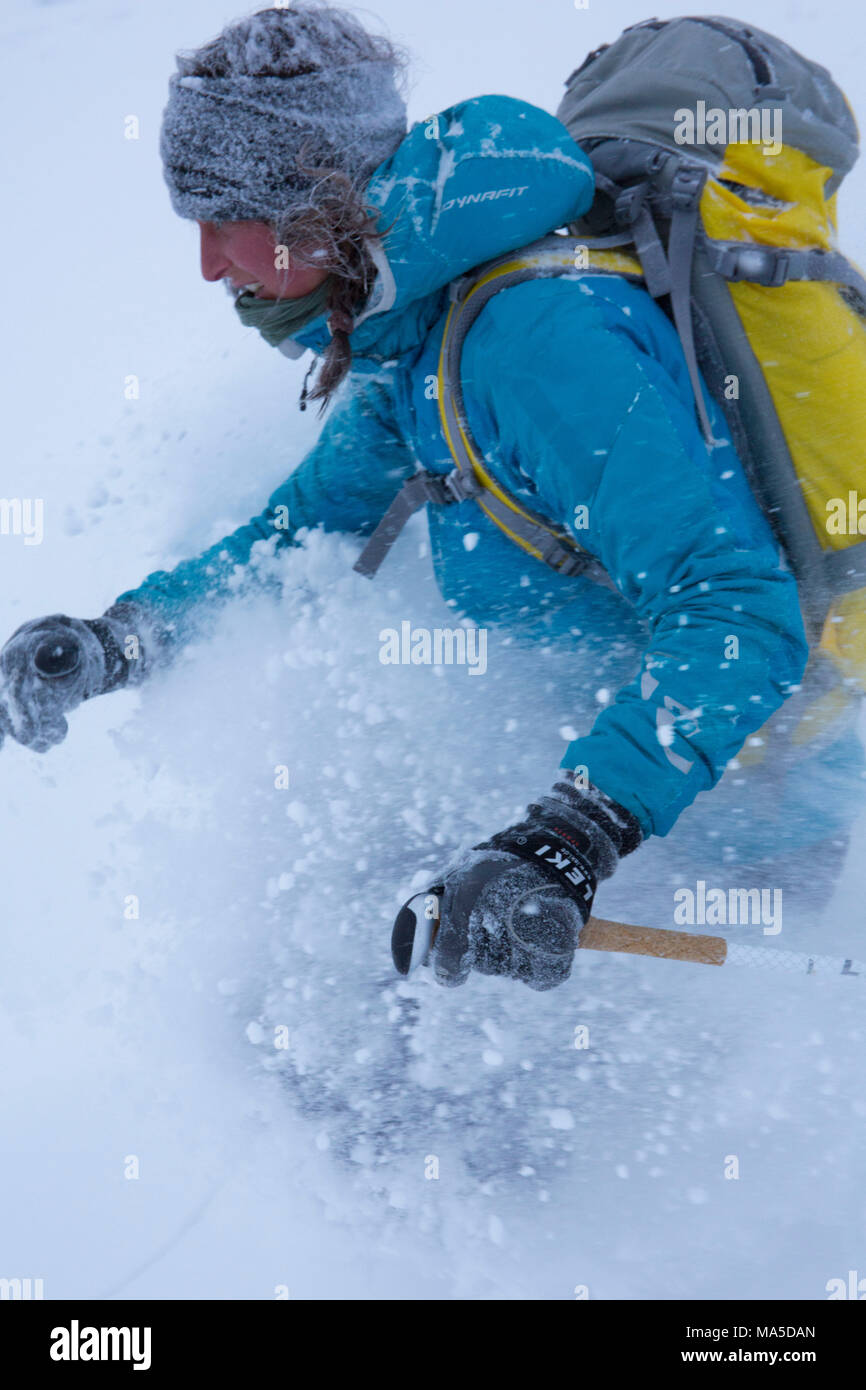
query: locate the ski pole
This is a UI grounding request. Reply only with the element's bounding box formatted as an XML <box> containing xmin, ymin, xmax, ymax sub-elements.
<box><xmin>578</xmin><ymin>915</ymin><xmax>865</xmax><ymax>978</ymax></box>
<box><xmin>392</xmin><ymin>894</ymin><xmax>865</xmax><ymax>980</ymax></box>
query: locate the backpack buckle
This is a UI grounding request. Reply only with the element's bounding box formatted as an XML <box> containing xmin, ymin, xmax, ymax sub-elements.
<box><xmin>443</xmin><ymin>467</ymin><xmax>483</xmax><ymax>503</ymax></box>
<box><xmin>714</xmin><ymin>244</ymin><xmax>789</xmax><ymax>287</ymax></box>
<box><xmin>448</xmin><ymin>274</ymin><xmax>474</xmax><ymax>304</ymax></box>
<box><xmin>671</xmin><ymin>165</ymin><xmax>707</xmax><ymax>209</ymax></box>
<box><xmin>614</xmin><ymin>184</ymin><xmax>647</xmax><ymax>226</ymax></box>
<box><xmin>551</xmin><ymin>548</ymin><xmax>590</xmax><ymax>577</ymax></box>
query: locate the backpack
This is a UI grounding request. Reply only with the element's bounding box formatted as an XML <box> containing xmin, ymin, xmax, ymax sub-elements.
<box><xmin>355</xmin><ymin>15</ymin><xmax>866</xmax><ymax>661</ymax></box>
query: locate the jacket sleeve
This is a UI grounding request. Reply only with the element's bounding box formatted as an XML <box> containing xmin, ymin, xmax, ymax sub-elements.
<box><xmin>465</xmin><ymin>278</ymin><xmax>809</xmax><ymax>838</ymax></box>
<box><xmin>113</xmin><ymin>370</ymin><xmax>417</xmax><ymax>645</ymax></box>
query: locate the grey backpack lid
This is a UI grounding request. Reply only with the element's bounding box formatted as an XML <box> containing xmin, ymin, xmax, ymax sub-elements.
<box><xmin>556</xmin><ymin>15</ymin><xmax>859</xmax><ymax>192</ymax></box>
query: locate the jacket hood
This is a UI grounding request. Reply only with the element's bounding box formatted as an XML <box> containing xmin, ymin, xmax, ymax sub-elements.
<box><xmin>289</xmin><ymin>93</ymin><xmax>595</xmax><ymax>363</ymax></box>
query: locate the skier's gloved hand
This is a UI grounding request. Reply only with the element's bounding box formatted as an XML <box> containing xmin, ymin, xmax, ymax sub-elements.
<box><xmin>430</xmin><ymin>777</ymin><xmax>642</xmax><ymax>991</ymax></box>
<box><xmin>0</xmin><ymin>602</ymin><xmax>153</xmax><ymax>752</ymax></box>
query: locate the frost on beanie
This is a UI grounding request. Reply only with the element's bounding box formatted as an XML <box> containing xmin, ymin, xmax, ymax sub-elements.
<box><xmin>160</xmin><ymin>4</ymin><xmax>407</xmax><ymax>226</ymax></box>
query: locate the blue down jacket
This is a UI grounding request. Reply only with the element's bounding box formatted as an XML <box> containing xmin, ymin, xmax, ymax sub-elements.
<box><xmin>117</xmin><ymin>94</ymin><xmax>809</xmax><ymax>839</ymax></box>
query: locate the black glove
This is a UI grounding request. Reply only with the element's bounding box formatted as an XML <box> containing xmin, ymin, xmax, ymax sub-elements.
<box><xmin>411</xmin><ymin>778</ymin><xmax>642</xmax><ymax>991</ymax></box>
<box><xmin>0</xmin><ymin>602</ymin><xmax>153</xmax><ymax>752</ymax></box>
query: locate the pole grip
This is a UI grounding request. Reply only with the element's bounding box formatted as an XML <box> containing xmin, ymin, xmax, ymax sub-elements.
<box><xmin>579</xmin><ymin>915</ymin><xmax>727</xmax><ymax>966</ymax></box>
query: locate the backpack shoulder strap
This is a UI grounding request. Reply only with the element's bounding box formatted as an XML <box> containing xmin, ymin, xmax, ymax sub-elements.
<box><xmin>354</xmin><ymin>235</ymin><xmax>640</xmax><ymax>581</ymax></box>
<box><xmin>436</xmin><ymin>235</ymin><xmax>638</xmax><ymax>585</ymax></box>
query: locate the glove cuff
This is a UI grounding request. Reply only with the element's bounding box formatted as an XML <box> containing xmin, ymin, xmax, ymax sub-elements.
<box><xmin>83</xmin><ymin>603</ymin><xmax>162</xmax><ymax>694</ymax></box>
<box><xmin>545</xmin><ymin>776</ymin><xmax>643</xmax><ymax>860</ymax></box>
<box><xmin>473</xmin><ymin>782</ymin><xmax>642</xmax><ymax>920</ymax></box>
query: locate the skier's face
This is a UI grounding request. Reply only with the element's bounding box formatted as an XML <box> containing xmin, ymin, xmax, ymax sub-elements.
<box><xmin>198</xmin><ymin>220</ymin><xmax>329</xmax><ymax>299</ymax></box>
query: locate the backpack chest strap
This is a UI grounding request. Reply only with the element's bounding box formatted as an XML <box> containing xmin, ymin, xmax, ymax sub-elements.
<box><xmin>352</xmin><ymin>466</ymin><xmax>481</xmax><ymax>578</ymax></box>
<box><xmin>703</xmin><ymin>238</ymin><xmax>866</xmax><ymax>296</ymax></box>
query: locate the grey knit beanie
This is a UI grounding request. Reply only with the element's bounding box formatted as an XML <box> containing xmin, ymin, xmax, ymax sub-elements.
<box><xmin>160</xmin><ymin>3</ymin><xmax>408</xmax><ymax>226</ymax></box>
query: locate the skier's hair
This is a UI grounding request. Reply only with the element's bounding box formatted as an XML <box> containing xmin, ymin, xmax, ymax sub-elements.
<box><xmin>180</xmin><ymin>4</ymin><xmax>410</xmax><ymax>412</ymax></box>
<box><xmin>270</xmin><ymin>162</ymin><xmax>388</xmax><ymax>412</ymax></box>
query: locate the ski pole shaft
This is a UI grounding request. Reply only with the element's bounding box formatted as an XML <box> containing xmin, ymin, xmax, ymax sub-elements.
<box><xmin>581</xmin><ymin>915</ymin><xmax>865</xmax><ymax>979</ymax></box>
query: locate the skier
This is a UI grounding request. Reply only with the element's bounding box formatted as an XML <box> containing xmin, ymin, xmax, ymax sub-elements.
<box><xmin>1</xmin><ymin>5</ymin><xmax>862</xmax><ymax>991</ymax></box>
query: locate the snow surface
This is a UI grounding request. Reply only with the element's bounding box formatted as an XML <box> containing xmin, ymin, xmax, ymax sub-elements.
<box><xmin>1</xmin><ymin>0</ymin><xmax>866</xmax><ymax>1300</ymax></box>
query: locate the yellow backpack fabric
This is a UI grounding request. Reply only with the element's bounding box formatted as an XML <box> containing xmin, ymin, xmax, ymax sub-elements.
<box><xmin>699</xmin><ymin>141</ymin><xmax>866</xmax><ymax>690</ymax></box>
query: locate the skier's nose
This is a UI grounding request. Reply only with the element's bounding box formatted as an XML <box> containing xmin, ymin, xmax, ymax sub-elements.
<box><xmin>199</xmin><ymin>222</ymin><xmax>229</xmax><ymax>283</ymax></box>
